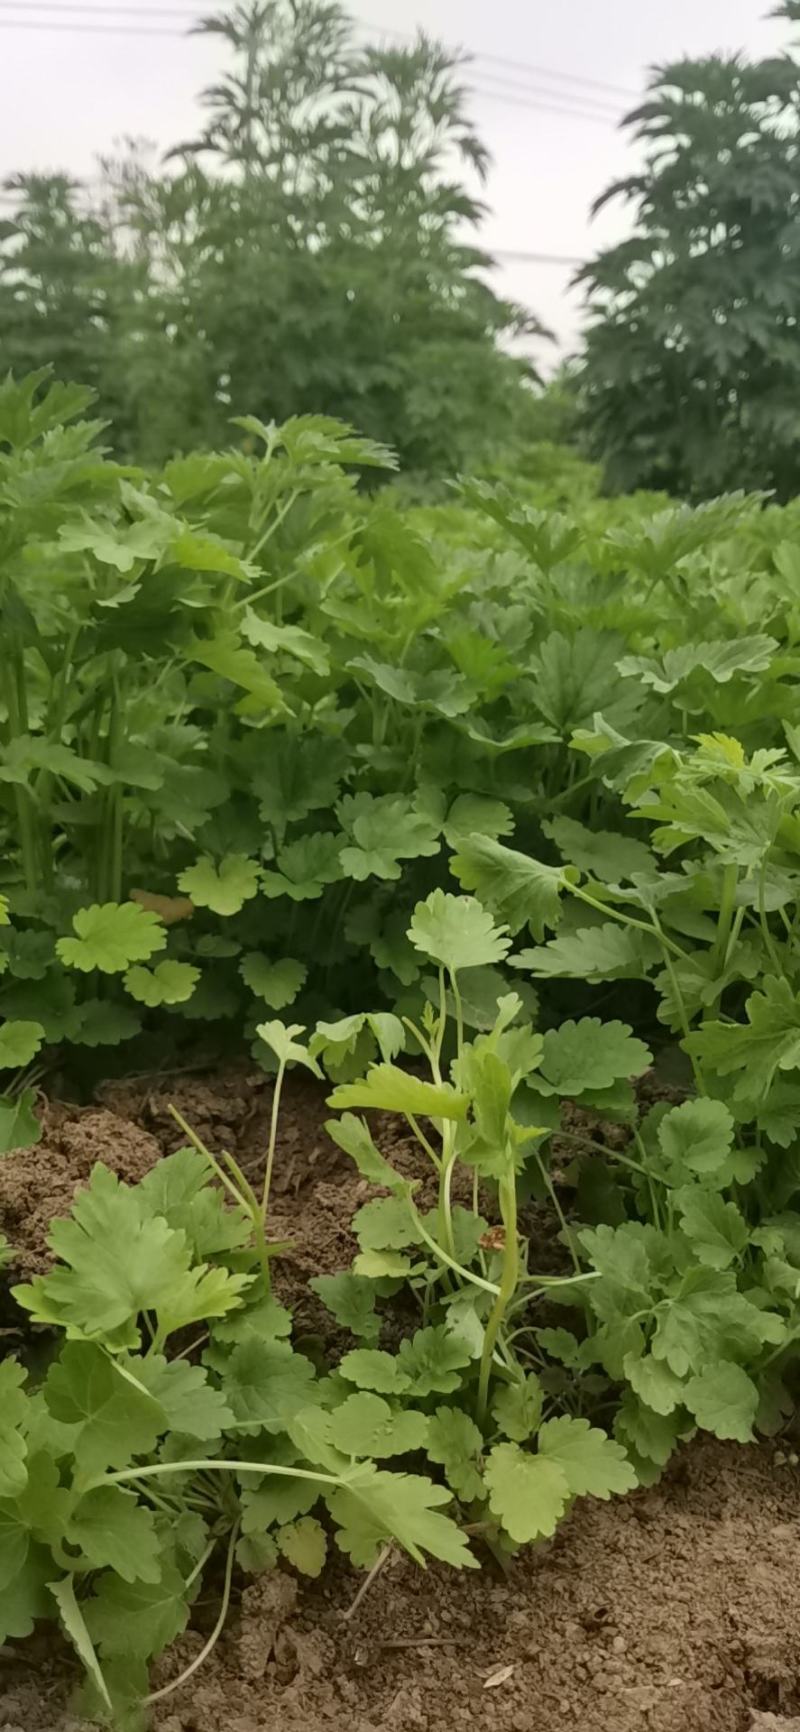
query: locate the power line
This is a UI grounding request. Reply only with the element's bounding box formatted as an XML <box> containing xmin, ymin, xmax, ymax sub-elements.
<box><xmin>467</xmin><ymin>84</ymin><xmax>617</xmax><ymax>125</ymax></box>
<box><xmin>0</xmin><ymin>16</ymin><xmax>184</xmax><ymax>33</ymax></box>
<box><xmin>0</xmin><ymin>2</ymin><xmax>638</xmax><ymax>105</ymax></box>
<box><xmin>0</xmin><ymin>13</ymin><xmax>623</xmax><ymax>124</ymax></box>
<box><xmin>491</xmin><ymin>248</ymin><xmax>584</xmax><ymax>265</ymax></box>
<box><xmin>353</xmin><ymin>15</ymin><xmax>639</xmax><ymax>101</ymax></box>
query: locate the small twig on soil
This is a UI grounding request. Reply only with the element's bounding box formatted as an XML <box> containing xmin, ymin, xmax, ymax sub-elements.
<box><xmin>340</xmin><ymin>1543</ymin><xmax>394</xmax><ymax>1621</ymax></box>
<box><xmin>381</xmin><ymin>1637</ymin><xmax>466</xmax><ymax>1650</ymax></box>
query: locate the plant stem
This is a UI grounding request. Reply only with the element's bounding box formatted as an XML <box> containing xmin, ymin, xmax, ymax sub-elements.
<box><xmin>262</xmin><ymin>1058</ymin><xmax>287</xmax><ymax>1226</ymax></box>
<box><xmin>144</xmin><ymin>1523</ymin><xmax>239</xmax><ymax>1706</ymax></box>
<box><xmin>476</xmin><ymin>1174</ymin><xmax>519</xmax><ymax>1424</ymax></box>
<box><xmin>530</xmin><ymin>1144</ymin><xmax>581</xmax><ymax>1274</ymax></box>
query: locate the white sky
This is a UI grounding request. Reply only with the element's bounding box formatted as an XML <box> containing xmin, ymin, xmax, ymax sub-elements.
<box><xmin>0</xmin><ymin>0</ymin><xmax>788</xmax><ymax>365</ymax></box>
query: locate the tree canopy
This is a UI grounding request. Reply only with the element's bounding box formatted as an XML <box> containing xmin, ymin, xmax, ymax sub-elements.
<box><xmin>578</xmin><ymin>2</ymin><xmax>800</xmax><ymax>500</ymax></box>
<box><xmin>0</xmin><ymin>0</ymin><xmax>546</xmax><ymax>474</ymax></box>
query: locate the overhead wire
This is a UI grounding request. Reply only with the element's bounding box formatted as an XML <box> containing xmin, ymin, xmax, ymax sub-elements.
<box><xmin>0</xmin><ymin>0</ymin><xmax>638</xmax><ymax>110</ymax></box>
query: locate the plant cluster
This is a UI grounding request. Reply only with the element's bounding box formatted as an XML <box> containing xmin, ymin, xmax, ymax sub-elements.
<box><xmin>7</xmin><ymin>372</ymin><xmax>800</xmax><ymax>1716</ymax></box>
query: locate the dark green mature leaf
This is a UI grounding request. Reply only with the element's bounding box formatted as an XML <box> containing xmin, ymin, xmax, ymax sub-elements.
<box><xmin>450</xmin><ymin>836</ymin><xmax>577</xmax><ymax>939</ymax></box>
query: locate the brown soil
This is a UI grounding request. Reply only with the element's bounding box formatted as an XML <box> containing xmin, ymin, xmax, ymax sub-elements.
<box><xmin>1</xmin><ymin>1070</ymin><xmax>800</xmax><ymax>1732</ymax></box>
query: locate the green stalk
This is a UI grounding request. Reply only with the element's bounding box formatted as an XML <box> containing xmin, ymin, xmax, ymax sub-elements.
<box><xmin>477</xmin><ymin>1173</ymin><xmax>519</xmax><ymax>1425</ymax></box>
<box><xmin>2</xmin><ymin>645</ymin><xmax>38</xmax><ymax>895</ymax></box>
<box><xmin>712</xmin><ymin>863</ymin><xmax>739</xmax><ymax>970</ymax></box>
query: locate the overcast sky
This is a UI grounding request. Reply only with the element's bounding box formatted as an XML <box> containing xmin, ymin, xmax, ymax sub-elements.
<box><xmin>0</xmin><ymin>0</ymin><xmax>788</xmax><ymax>363</ymax></box>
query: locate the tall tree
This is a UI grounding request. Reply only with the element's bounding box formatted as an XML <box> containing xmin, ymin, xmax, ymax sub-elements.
<box><xmin>0</xmin><ymin>2</ymin><xmax>545</xmax><ymax>474</ymax></box>
<box><xmin>578</xmin><ymin>3</ymin><xmax>800</xmax><ymax>500</ymax></box>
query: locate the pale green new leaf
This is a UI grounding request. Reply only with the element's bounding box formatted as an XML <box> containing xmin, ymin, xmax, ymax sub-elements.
<box><xmin>484</xmin><ymin>1443</ymin><xmax>570</xmax><ymax>1542</ymax></box>
<box><xmin>177</xmin><ymin>854</ymin><xmax>260</xmax><ymax>916</ymax></box>
<box><xmin>57</xmin><ymin>903</ymin><xmax>166</xmax><ymax>974</ymax></box>
<box><xmin>255</xmin><ymin>1020</ymin><xmax>322</xmax><ymax>1077</ymax></box>
<box><xmin>328</xmin><ymin>1064</ymin><xmax>468</xmax><ymax>1121</ymax></box>
<box><xmin>408</xmin><ymin>890</ymin><xmax>510</xmax><ymax>973</ymax></box>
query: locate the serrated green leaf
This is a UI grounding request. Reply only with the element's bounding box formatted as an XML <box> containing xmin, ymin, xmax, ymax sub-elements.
<box><xmin>261</xmin><ymin>832</ymin><xmax>343</xmax><ymax>901</ymax></box>
<box><xmin>337</xmin><ymin>1349</ymin><xmax>411</xmax><ymax>1395</ymax></box>
<box><xmin>623</xmin><ymin>1352</ymin><xmax>685</xmax><ymax>1416</ymax></box>
<box><xmin>83</xmin><ymin>1564</ymin><xmax>190</xmax><ymax>1659</ymax></box>
<box><xmin>276</xmin><ymin>1515</ymin><xmax>327</xmax><ymax>1577</ymax></box>
<box><xmin>491</xmin><ymin>1375</ymin><xmax>543</xmax><ymax>1443</ymax></box>
<box><xmin>352</xmin><ymin>1195</ymin><xmax>423</xmax><ymax>1253</ymax></box>
<box><xmin>425</xmin><ymin>1406</ymin><xmax>484</xmax><ymax>1501</ymax></box>
<box><xmin>543</xmin><ymin>817</ymin><xmax>655</xmax><ymax>882</ymax></box>
<box><xmin>325</xmin><ymin>1113</ymin><xmax>404</xmax><ymax>1192</ymax></box>
<box><xmin>326</xmin><ymin>1465</ymin><xmax>476</xmax><ymax>1569</ymax></box>
<box><xmin>0</xmin><ymin>1019</ymin><xmax>44</xmax><ymax>1068</ymax></box>
<box><xmin>177</xmin><ymin>854</ymin><xmax>260</xmax><ymax>916</ymax></box>
<box><xmin>68</xmin><ymin>1487</ymin><xmax>162</xmax><ymax>1583</ymax></box>
<box><xmin>337</xmin><ymin>792</ymin><xmax>441</xmax><ymax>883</ymax></box>
<box><xmin>328</xmin><ymin>1393</ymin><xmax>428</xmax><ymax>1459</ymax></box>
<box><xmin>443</xmin><ymin>795</ymin><xmax>514</xmax><ymax>848</ymax></box>
<box><xmin>0</xmin><ymin>1360</ymin><xmax>29</xmax><ymax>1499</ymax></box>
<box><xmin>540</xmin><ymin>1018</ymin><xmax>651</xmax><ymax>1096</ymax></box>
<box><xmin>538</xmin><ymin>1416</ymin><xmax>637</xmax><ymax>1498</ymax></box>
<box><xmin>615</xmin><ymin>1393</ymin><xmax>682</xmax><ymax>1467</ymax></box>
<box><xmin>683</xmin><ymin>1361</ymin><xmax>759</xmax><ymax>1442</ymax></box>
<box><xmin>517</xmin><ymin>923</ymin><xmax>658</xmax><ymax>982</ymax></box>
<box><xmin>675</xmin><ymin>1187</ymin><xmax>748</xmax><ymax>1269</ymax></box>
<box><xmin>57</xmin><ymin>903</ymin><xmax>166</xmax><ymax>974</ymax></box>
<box><xmin>123</xmin><ymin>960</ymin><xmax>199</xmax><ymax>1007</ymax></box>
<box><xmin>130</xmin><ymin>1355</ymin><xmax>234</xmax><ymax>1440</ymax></box>
<box><xmin>240</xmin><ymin>954</ymin><xmax>307</xmax><ymax>1009</ymax></box>
<box><xmin>395</xmin><ymin>1326</ymin><xmax>471</xmax><ymax>1397</ymax></box>
<box><xmin>224</xmin><ymin>1339</ymin><xmax>318</xmax><ymax>1432</ymax></box>
<box><xmin>484</xmin><ymin>1443</ymin><xmax>570</xmax><ymax>1542</ymax></box>
<box><xmin>450</xmin><ymin>835</ymin><xmax>577</xmax><ymax>939</ymax></box>
<box><xmin>236</xmin><ymin>1531</ymin><xmax>279</xmax><ymax>1574</ymax></box>
<box><xmin>309</xmin><ymin>1273</ymin><xmax>380</xmax><ymax>1342</ymax></box>
<box><xmin>43</xmin><ymin>1344</ymin><xmax>165</xmax><ymax>1474</ymax></box>
<box><xmin>0</xmin><ymin>1088</ymin><xmax>41</xmax><ymax>1154</ymax></box>
<box><xmin>408</xmin><ymin>890</ymin><xmax>510</xmax><ymax>973</ymax></box>
<box><xmin>240</xmin><ymin>1474</ymin><xmax>316</xmax><ymax>1536</ymax></box>
<box><xmin>658</xmin><ymin>1098</ymin><xmax>735</xmax><ymax>1176</ymax></box>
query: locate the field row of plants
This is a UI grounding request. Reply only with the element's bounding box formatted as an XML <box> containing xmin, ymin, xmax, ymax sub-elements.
<box><xmin>4</xmin><ymin>370</ymin><xmax>800</xmax><ymax>1723</ymax></box>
